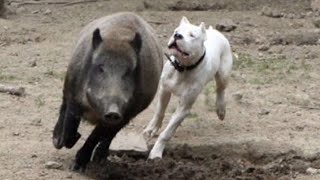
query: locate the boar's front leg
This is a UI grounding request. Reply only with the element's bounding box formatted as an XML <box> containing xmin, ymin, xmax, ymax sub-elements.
<box><xmin>72</xmin><ymin>124</ymin><xmax>122</xmax><ymax>172</ymax></box>
<box><xmin>53</xmin><ymin>98</ymin><xmax>81</xmax><ymax>149</ymax></box>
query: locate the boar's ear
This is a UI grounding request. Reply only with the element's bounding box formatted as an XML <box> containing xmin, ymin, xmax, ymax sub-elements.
<box><xmin>92</xmin><ymin>28</ymin><xmax>103</xmax><ymax>50</ymax></box>
<box><xmin>130</xmin><ymin>32</ymin><xmax>142</xmax><ymax>54</ymax></box>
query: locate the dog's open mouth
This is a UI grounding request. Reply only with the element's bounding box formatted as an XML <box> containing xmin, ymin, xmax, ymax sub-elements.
<box><xmin>168</xmin><ymin>41</ymin><xmax>189</xmax><ymax>57</ymax></box>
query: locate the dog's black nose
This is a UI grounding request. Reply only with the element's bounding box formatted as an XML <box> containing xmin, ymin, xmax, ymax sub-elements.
<box><xmin>174</xmin><ymin>33</ymin><xmax>183</xmax><ymax>40</ymax></box>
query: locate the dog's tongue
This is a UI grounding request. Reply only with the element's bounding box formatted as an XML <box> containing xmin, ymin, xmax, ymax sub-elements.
<box><xmin>168</xmin><ymin>46</ymin><xmax>189</xmax><ymax>59</ymax></box>
<box><xmin>167</xmin><ymin>47</ymin><xmax>178</xmax><ymax>56</ymax></box>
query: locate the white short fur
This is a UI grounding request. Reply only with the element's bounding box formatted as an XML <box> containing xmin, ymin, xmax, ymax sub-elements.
<box><xmin>144</xmin><ymin>17</ymin><xmax>233</xmax><ymax>159</ymax></box>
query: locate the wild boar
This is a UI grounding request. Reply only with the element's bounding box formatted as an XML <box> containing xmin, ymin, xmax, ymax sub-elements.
<box><xmin>52</xmin><ymin>12</ymin><xmax>163</xmax><ymax>171</ymax></box>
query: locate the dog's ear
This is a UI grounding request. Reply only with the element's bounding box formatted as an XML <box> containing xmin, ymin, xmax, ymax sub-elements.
<box><xmin>199</xmin><ymin>22</ymin><xmax>207</xmax><ymax>41</ymax></box>
<box><xmin>180</xmin><ymin>16</ymin><xmax>190</xmax><ymax>25</ymax></box>
<box><xmin>199</xmin><ymin>22</ymin><xmax>206</xmax><ymax>33</ymax></box>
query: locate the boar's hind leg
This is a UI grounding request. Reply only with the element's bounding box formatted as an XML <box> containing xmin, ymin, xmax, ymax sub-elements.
<box><xmin>53</xmin><ymin>98</ymin><xmax>81</xmax><ymax>149</ymax></box>
<box><xmin>53</xmin><ymin>98</ymin><xmax>67</xmax><ymax>149</ymax></box>
<box><xmin>63</xmin><ymin>101</ymin><xmax>81</xmax><ymax>148</ymax></box>
<box><xmin>72</xmin><ymin>124</ymin><xmax>122</xmax><ymax>171</ymax></box>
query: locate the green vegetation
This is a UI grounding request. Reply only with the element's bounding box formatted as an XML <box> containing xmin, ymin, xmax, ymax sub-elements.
<box><xmin>35</xmin><ymin>95</ymin><xmax>46</xmax><ymax>108</ymax></box>
<box><xmin>234</xmin><ymin>53</ymin><xmax>309</xmax><ymax>85</ymax></box>
<box><xmin>44</xmin><ymin>66</ymin><xmax>65</xmax><ymax>81</ymax></box>
<box><xmin>203</xmin><ymin>82</ymin><xmax>216</xmax><ymax>112</ymax></box>
<box><xmin>0</xmin><ymin>70</ymin><xmax>17</xmax><ymax>82</ymax></box>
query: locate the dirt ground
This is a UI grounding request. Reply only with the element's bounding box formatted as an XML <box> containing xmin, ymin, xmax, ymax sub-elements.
<box><xmin>1</xmin><ymin>0</ymin><xmax>320</xmax><ymax>179</ymax></box>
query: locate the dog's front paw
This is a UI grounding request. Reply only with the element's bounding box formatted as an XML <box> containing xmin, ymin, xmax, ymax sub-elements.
<box><xmin>148</xmin><ymin>149</ymin><xmax>163</xmax><ymax>159</ymax></box>
<box><xmin>148</xmin><ymin>141</ymin><xmax>165</xmax><ymax>159</ymax></box>
<box><xmin>143</xmin><ymin>125</ymin><xmax>160</xmax><ymax>138</ymax></box>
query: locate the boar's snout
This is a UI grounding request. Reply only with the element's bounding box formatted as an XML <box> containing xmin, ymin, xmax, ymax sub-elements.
<box><xmin>103</xmin><ymin>103</ymin><xmax>123</xmax><ymax>124</ymax></box>
<box><xmin>104</xmin><ymin>112</ymin><xmax>121</xmax><ymax>121</ymax></box>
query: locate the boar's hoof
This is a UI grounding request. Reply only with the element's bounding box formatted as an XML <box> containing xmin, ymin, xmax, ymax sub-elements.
<box><xmin>53</xmin><ymin>137</ymin><xmax>64</xmax><ymax>150</ymax></box>
<box><xmin>70</xmin><ymin>162</ymin><xmax>86</xmax><ymax>173</ymax></box>
<box><xmin>71</xmin><ymin>148</ymin><xmax>92</xmax><ymax>172</ymax></box>
<box><xmin>64</xmin><ymin>132</ymin><xmax>81</xmax><ymax>149</ymax></box>
<box><xmin>53</xmin><ymin>132</ymin><xmax>81</xmax><ymax>149</ymax></box>
<box><xmin>92</xmin><ymin>144</ymin><xmax>109</xmax><ymax>164</ymax></box>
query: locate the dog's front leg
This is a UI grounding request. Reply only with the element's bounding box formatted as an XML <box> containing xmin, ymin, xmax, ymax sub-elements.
<box><xmin>144</xmin><ymin>85</ymin><xmax>171</xmax><ymax>137</ymax></box>
<box><xmin>148</xmin><ymin>96</ymin><xmax>196</xmax><ymax>159</ymax></box>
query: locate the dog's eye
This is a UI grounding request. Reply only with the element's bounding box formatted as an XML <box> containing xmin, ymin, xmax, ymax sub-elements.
<box><xmin>189</xmin><ymin>33</ymin><xmax>195</xmax><ymax>38</ymax></box>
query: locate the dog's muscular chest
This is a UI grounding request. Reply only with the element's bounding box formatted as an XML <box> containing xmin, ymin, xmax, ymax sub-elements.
<box><xmin>161</xmin><ymin>64</ymin><xmax>206</xmax><ymax>97</ymax></box>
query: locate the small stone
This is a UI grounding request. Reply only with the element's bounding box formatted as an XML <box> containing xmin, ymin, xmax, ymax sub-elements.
<box><xmin>39</xmin><ymin>171</ymin><xmax>48</xmax><ymax>177</ymax></box>
<box><xmin>16</xmin><ymin>7</ymin><xmax>27</xmax><ymax>14</ymax></box>
<box><xmin>289</xmin><ymin>22</ymin><xmax>304</xmax><ymax>29</ymax></box>
<box><xmin>10</xmin><ymin>2</ymin><xmax>19</xmax><ymax>8</ymax></box>
<box><xmin>13</xmin><ymin>132</ymin><xmax>20</xmax><ymax>136</ymax></box>
<box><xmin>258</xmin><ymin>109</ymin><xmax>270</xmax><ymax>115</ymax></box>
<box><xmin>295</xmin><ymin>125</ymin><xmax>305</xmax><ymax>132</ymax></box>
<box><xmin>258</xmin><ymin>44</ymin><xmax>270</xmax><ymax>51</ymax></box>
<box><xmin>232</xmin><ymin>93</ymin><xmax>243</xmax><ymax>102</ymax></box>
<box><xmin>29</xmin><ymin>60</ymin><xmax>37</xmax><ymax>67</ymax></box>
<box><xmin>311</xmin><ymin>0</ymin><xmax>320</xmax><ymax>11</ymax></box>
<box><xmin>306</xmin><ymin>11</ymin><xmax>314</xmax><ymax>17</ymax></box>
<box><xmin>284</xmin><ymin>13</ymin><xmax>296</xmax><ymax>19</ymax></box>
<box><xmin>31</xmin><ymin>154</ymin><xmax>38</xmax><ymax>158</ymax></box>
<box><xmin>43</xmin><ymin>9</ymin><xmax>52</xmax><ymax>15</ymax></box>
<box><xmin>32</xmin><ymin>10</ymin><xmax>40</xmax><ymax>14</ymax></box>
<box><xmin>216</xmin><ymin>19</ymin><xmax>237</xmax><ymax>32</ymax></box>
<box><xmin>261</xmin><ymin>6</ymin><xmax>283</xmax><ymax>18</ymax></box>
<box><xmin>66</xmin><ymin>173</ymin><xmax>73</xmax><ymax>179</ymax></box>
<box><xmin>306</xmin><ymin>167</ymin><xmax>320</xmax><ymax>174</ymax></box>
<box><xmin>3</xmin><ymin>26</ymin><xmax>8</xmax><ymax>30</ymax></box>
<box><xmin>313</xmin><ymin>19</ymin><xmax>320</xmax><ymax>28</ymax></box>
<box><xmin>45</xmin><ymin>161</ymin><xmax>63</xmax><ymax>170</ymax></box>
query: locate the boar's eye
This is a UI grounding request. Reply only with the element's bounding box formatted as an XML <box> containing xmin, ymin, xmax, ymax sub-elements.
<box><xmin>97</xmin><ymin>64</ymin><xmax>104</xmax><ymax>73</ymax></box>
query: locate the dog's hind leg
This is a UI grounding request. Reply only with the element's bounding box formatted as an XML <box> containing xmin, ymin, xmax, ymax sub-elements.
<box><xmin>215</xmin><ymin>50</ymin><xmax>232</xmax><ymax>120</ymax></box>
<box><xmin>215</xmin><ymin>72</ymin><xmax>228</xmax><ymax>120</ymax></box>
<box><xmin>144</xmin><ymin>85</ymin><xmax>171</xmax><ymax>137</ymax></box>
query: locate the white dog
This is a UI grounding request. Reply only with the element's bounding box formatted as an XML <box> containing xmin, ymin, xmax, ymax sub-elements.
<box><xmin>143</xmin><ymin>17</ymin><xmax>233</xmax><ymax>159</ymax></box>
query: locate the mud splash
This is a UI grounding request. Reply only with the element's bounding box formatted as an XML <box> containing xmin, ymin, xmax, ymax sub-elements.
<box><xmin>83</xmin><ymin>143</ymin><xmax>317</xmax><ymax>180</ymax></box>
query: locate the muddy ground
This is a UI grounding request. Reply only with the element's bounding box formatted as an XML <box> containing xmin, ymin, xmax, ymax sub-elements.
<box><xmin>0</xmin><ymin>0</ymin><xmax>320</xmax><ymax>179</ymax></box>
